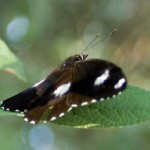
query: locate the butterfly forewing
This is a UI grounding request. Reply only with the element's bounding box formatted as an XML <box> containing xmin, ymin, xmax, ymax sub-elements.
<box><xmin>0</xmin><ymin>88</ymin><xmax>37</xmax><ymax>113</ymax></box>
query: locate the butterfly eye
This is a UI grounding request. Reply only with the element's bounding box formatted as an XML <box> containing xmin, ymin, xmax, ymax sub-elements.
<box><xmin>75</xmin><ymin>55</ymin><xmax>82</xmax><ymax>61</ymax></box>
<box><xmin>75</xmin><ymin>54</ymin><xmax>88</xmax><ymax>61</ymax></box>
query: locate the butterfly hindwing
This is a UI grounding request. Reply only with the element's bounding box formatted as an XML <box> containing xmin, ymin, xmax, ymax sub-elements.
<box><xmin>24</xmin><ymin>93</ymin><xmax>93</xmax><ymax>124</ymax></box>
<box><xmin>45</xmin><ymin>93</ymin><xmax>93</xmax><ymax>121</ymax></box>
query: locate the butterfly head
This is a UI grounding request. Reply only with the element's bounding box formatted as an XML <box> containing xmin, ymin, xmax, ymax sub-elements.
<box><xmin>76</xmin><ymin>53</ymin><xmax>88</xmax><ymax>61</ymax></box>
<box><xmin>62</xmin><ymin>53</ymin><xmax>88</xmax><ymax>68</ymax></box>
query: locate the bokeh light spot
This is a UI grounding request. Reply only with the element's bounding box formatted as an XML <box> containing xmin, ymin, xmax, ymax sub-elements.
<box><xmin>29</xmin><ymin>125</ymin><xmax>55</xmax><ymax>150</ymax></box>
<box><xmin>6</xmin><ymin>16</ymin><xmax>30</xmax><ymax>43</ymax></box>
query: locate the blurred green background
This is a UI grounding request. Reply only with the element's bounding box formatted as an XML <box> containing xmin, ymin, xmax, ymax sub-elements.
<box><xmin>0</xmin><ymin>0</ymin><xmax>150</xmax><ymax>150</ymax></box>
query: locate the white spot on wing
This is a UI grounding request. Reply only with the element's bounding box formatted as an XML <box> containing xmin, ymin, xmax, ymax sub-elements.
<box><xmin>49</xmin><ymin>106</ymin><xmax>53</xmax><ymax>109</ymax></box>
<box><xmin>1</xmin><ymin>107</ymin><xmax>4</xmax><ymax>110</ymax></box>
<box><xmin>30</xmin><ymin>120</ymin><xmax>36</xmax><ymax>124</ymax></box>
<box><xmin>67</xmin><ymin>107</ymin><xmax>72</xmax><ymax>112</ymax></box>
<box><xmin>59</xmin><ymin>113</ymin><xmax>65</xmax><ymax>117</ymax></box>
<box><xmin>71</xmin><ymin>104</ymin><xmax>78</xmax><ymax>107</ymax></box>
<box><xmin>100</xmin><ymin>98</ymin><xmax>104</xmax><ymax>101</ymax></box>
<box><xmin>94</xmin><ymin>69</ymin><xmax>109</xmax><ymax>86</ymax></box>
<box><xmin>107</xmin><ymin>97</ymin><xmax>110</xmax><ymax>100</ymax></box>
<box><xmin>15</xmin><ymin>109</ymin><xmax>20</xmax><ymax>112</ymax></box>
<box><xmin>118</xmin><ymin>92</ymin><xmax>122</xmax><ymax>95</ymax></box>
<box><xmin>53</xmin><ymin>82</ymin><xmax>71</xmax><ymax>97</ymax></box>
<box><xmin>81</xmin><ymin>102</ymin><xmax>88</xmax><ymax>106</ymax></box>
<box><xmin>91</xmin><ymin>99</ymin><xmax>97</xmax><ymax>103</ymax></box>
<box><xmin>43</xmin><ymin>120</ymin><xmax>47</xmax><ymax>123</ymax></box>
<box><xmin>113</xmin><ymin>95</ymin><xmax>116</xmax><ymax>98</ymax></box>
<box><xmin>50</xmin><ymin>117</ymin><xmax>56</xmax><ymax>121</ymax></box>
<box><xmin>17</xmin><ymin>114</ymin><xmax>25</xmax><ymax>117</ymax></box>
<box><xmin>6</xmin><ymin>108</ymin><xmax>10</xmax><ymax>111</ymax></box>
<box><xmin>24</xmin><ymin>118</ymin><xmax>28</xmax><ymax>122</ymax></box>
<box><xmin>114</xmin><ymin>78</ymin><xmax>126</xmax><ymax>89</ymax></box>
<box><xmin>0</xmin><ymin>101</ymin><xmax>3</xmax><ymax>105</ymax></box>
<box><xmin>33</xmin><ymin>79</ymin><xmax>45</xmax><ymax>87</ymax></box>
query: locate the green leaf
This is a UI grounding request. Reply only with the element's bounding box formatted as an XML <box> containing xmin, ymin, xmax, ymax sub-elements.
<box><xmin>0</xmin><ymin>39</ymin><xmax>26</xmax><ymax>81</ymax></box>
<box><xmin>0</xmin><ymin>85</ymin><xmax>150</xmax><ymax>128</ymax></box>
<box><xmin>53</xmin><ymin>85</ymin><xmax>150</xmax><ymax>128</ymax></box>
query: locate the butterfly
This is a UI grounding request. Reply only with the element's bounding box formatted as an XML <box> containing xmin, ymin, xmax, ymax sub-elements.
<box><xmin>0</xmin><ymin>52</ymin><xmax>127</xmax><ymax>124</ymax></box>
<box><xmin>0</xmin><ymin>29</ymin><xmax>127</xmax><ymax>124</ymax></box>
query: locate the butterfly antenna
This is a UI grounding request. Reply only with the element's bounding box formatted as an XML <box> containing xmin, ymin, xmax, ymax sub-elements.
<box><xmin>82</xmin><ymin>34</ymin><xmax>100</xmax><ymax>53</ymax></box>
<box><xmin>82</xmin><ymin>29</ymin><xmax>117</xmax><ymax>53</ymax></box>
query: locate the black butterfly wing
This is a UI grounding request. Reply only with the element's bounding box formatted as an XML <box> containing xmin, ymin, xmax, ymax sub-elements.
<box><xmin>0</xmin><ymin>87</ymin><xmax>37</xmax><ymax>113</ymax></box>
<box><xmin>23</xmin><ymin>71</ymin><xmax>73</xmax><ymax>124</ymax></box>
<box><xmin>0</xmin><ymin>68</ymin><xmax>62</xmax><ymax>113</ymax></box>
<box><xmin>25</xmin><ymin>95</ymin><xmax>71</xmax><ymax>123</ymax></box>
<box><xmin>0</xmin><ymin>68</ymin><xmax>73</xmax><ymax>124</ymax></box>
<box><xmin>0</xmin><ymin>76</ymin><xmax>56</xmax><ymax>113</ymax></box>
<box><xmin>70</xmin><ymin>59</ymin><xmax>127</xmax><ymax>100</ymax></box>
<box><xmin>24</xmin><ymin>93</ymin><xmax>92</xmax><ymax>123</ymax></box>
